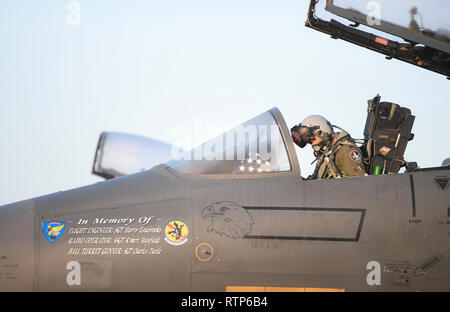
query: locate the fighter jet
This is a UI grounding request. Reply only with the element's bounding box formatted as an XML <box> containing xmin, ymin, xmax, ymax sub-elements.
<box><xmin>1</xmin><ymin>96</ymin><xmax>449</xmax><ymax>291</ymax></box>
<box><xmin>1</xmin><ymin>1</ymin><xmax>449</xmax><ymax>292</ymax></box>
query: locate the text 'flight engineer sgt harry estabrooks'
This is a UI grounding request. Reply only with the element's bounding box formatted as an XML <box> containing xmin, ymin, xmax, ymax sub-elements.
<box><xmin>291</xmin><ymin>115</ymin><xmax>368</xmax><ymax>180</ymax></box>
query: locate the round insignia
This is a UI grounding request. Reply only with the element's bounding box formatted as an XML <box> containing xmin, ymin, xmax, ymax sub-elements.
<box><xmin>350</xmin><ymin>150</ymin><xmax>362</xmax><ymax>162</ymax></box>
<box><xmin>195</xmin><ymin>243</ymin><xmax>214</xmax><ymax>262</ymax></box>
<box><xmin>164</xmin><ymin>220</ymin><xmax>189</xmax><ymax>246</ymax></box>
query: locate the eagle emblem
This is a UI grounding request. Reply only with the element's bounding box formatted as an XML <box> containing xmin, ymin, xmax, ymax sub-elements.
<box><xmin>201</xmin><ymin>201</ymin><xmax>254</xmax><ymax>239</ymax></box>
<box><xmin>42</xmin><ymin>221</ymin><xmax>66</xmax><ymax>243</ymax></box>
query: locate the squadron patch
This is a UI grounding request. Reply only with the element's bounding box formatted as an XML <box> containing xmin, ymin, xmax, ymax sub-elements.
<box><xmin>350</xmin><ymin>150</ymin><xmax>362</xmax><ymax>163</ymax></box>
<box><xmin>164</xmin><ymin>220</ymin><xmax>189</xmax><ymax>246</ymax></box>
<box><xmin>43</xmin><ymin>221</ymin><xmax>66</xmax><ymax>243</ymax></box>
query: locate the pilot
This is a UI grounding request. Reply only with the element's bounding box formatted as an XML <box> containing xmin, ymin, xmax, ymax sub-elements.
<box><xmin>291</xmin><ymin>115</ymin><xmax>367</xmax><ymax>180</ymax></box>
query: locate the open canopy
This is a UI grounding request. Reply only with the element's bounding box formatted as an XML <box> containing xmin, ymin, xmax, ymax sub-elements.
<box><xmin>306</xmin><ymin>0</ymin><xmax>450</xmax><ymax>77</ymax></box>
<box><xmin>327</xmin><ymin>0</ymin><xmax>450</xmax><ymax>54</ymax></box>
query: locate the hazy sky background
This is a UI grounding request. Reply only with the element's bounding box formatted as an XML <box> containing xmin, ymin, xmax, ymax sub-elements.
<box><xmin>1</xmin><ymin>0</ymin><xmax>449</xmax><ymax>206</ymax></box>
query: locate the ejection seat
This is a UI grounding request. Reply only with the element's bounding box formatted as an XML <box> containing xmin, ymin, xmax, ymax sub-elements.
<box><xmin>360</xmin><ymin>95</ymin><xmax>416</xmax><ymax>175</ymax></box>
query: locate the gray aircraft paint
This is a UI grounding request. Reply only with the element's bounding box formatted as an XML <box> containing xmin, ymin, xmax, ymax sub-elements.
<box><xmin>0</xmin><ymin>108</ymin><xmax>449</xmax><ymax>292</ymax></box>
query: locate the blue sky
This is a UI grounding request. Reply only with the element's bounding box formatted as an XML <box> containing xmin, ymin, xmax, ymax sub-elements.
<box><xmin>1</xmin><ymin>0</ymin><xmax>449</xmax><ymax>205</ymax></box>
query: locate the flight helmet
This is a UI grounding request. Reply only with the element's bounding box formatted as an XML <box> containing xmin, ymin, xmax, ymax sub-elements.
<box><xmin>291</xmin><ymin>115</ymin><xmax>334</xmax><ymax>148</ymax></box>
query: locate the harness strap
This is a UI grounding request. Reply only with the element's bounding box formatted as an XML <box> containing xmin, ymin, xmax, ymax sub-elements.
<box><xmin>314</xmin><ymin>135</ymin><xmax>355</xmax><ymax>179</ymax></box>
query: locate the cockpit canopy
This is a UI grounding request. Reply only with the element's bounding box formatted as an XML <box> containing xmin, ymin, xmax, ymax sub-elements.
<box><xmin>166</xmin><ymin>108</ymin><xmax>299</xmax><ymax>175</ymax></box>
<box><xmin>92</xmin><ymin>132</ymin><xmax>172</xmax><ymax>179</ymax></box>
<box><xmin>91</xmin><ymin>109</ymin><xmax>300</xmax><ymax>179</ymax></box>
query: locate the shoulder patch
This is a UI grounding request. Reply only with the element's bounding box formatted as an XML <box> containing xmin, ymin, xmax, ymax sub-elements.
<box><xmin>350</xmin><ymin>150</ymin><xmax>362</xmax><ymax>163</ymax></box>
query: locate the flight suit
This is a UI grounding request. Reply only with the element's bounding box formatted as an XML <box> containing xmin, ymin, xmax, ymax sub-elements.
<box><xmin>314</xmin><ymin>132</ymin><xmax>367</xmax><ymax>179</ymax></box>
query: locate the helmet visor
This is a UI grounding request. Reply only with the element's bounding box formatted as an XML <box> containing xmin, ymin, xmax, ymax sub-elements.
<box><xmin>298</xmin><ymin>126</ymin><xmax>314</xmax><ymax>144</ymax></box>
<box><xmin>291</xmin><ymin>125</ymin><xmax>313</xmax><ymax>148</ymax></box>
